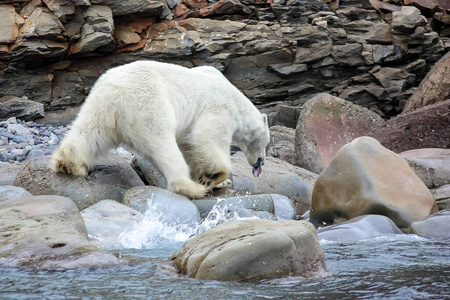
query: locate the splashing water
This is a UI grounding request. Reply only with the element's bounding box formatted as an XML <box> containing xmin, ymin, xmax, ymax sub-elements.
<box><xmin>117</xmin><ymin>198</ymin><xmax>258</xmax><ymax>250</ymax></box>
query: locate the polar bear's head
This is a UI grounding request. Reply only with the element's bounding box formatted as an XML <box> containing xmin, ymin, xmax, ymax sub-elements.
<box><xmin>241</xmin><ymin>113</ymin><xmax>270</xmax><ymax>177</ymax></box>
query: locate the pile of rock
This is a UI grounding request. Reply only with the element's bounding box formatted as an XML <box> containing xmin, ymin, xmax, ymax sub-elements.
<box><xmin>0</xmin><ymin>117</ymin><xmax>67</xmax><ymax>163</ymax></box>
<box><xmin>0</xmin><ymin>0</ymin><xmax>448</xmax><ymax>120</ymax></box>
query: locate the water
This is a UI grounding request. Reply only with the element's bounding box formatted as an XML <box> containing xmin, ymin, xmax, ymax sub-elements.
<box><xmin>1</xmin><ymin>206</ymin><xmax>449</xmax><ymax>300</ymax></box>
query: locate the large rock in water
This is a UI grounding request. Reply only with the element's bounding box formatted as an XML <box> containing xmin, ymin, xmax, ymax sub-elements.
<box><xmin>403</xmin><ymin>51</ymin><xmax>450</xmax><ymax>113</ymax></box>
<box><xmin>369</xmin><ymin>100</ymin><xmax>450</xmax><ymax>153</ymax></box>
<box><xmin>0</xmin><ymin>195</ymin><xmax>119</xmax><ymax>268</ymax></box>
<box><xmin>13</xmin><ymin>154</ymin><xmax>144</xmax><ymax>210</ymax></box>
<box><xmin>171</xmin><ymin>219</ymin><xmax>326</xmax><ymax>281</ymax></box>
<box><xmin>294</xmin><ymin>93</ymin><xmax>385</xmax><ymax>174</ymax></box>
<box><xmin>310</xmin><ymin>136</ymin><xmax>438</xmax><ymax>229</ymax></box>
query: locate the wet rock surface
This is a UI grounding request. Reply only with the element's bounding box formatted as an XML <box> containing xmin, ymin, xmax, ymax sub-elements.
<box><xmin>0</xmin><ymin>195</ymin><xmax>119</xmax><ymax>268</ymax></box>
<box><xmin>171</xmin><ymin>219</ymin><xmax>327</xmax><ymax>281</ymax></box>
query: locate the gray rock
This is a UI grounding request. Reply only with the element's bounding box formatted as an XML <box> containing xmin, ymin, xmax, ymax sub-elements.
<box><xmin>0</xmin><ymin>195</ymin><xmax>119</xmax><ymax>268</ymax></box>
<box><xmin>69</xmin><ymin>6</ymin><xmax>115</xmax><ymax>56</ymax></box>
<box><xmin>0</xmin><ymin>185</ymin><xmax>32</xmax><ymax>202</ymax></box>
<box><xmin>409</xmin><ymin>210</ymin><xmax>450</xmax><ymax>239</ymax></box>
<box><xmin>318</xmin><ymin>215</ymin><xmax>403</xmax><ymax>243</ymax></box>
<box><xmin>400</xmin><ymin>148</ymin><xmax>450</xmax><ymax>188</ymax></box>
<box><xmin>192</xmin><ymin>194</ymin><xmax>276</xmax><ymax>220</ymax></box>
<box><xmin>267</xmin><ymin>125</ymin><xmax>295</xmax><ymax>165</ymax></box>
<box><xmin>171</xmin><ymin>219</ymin><xmax>327</xmax><ymax>281</ymax></box>
<box><xmin>131</xmin><ymin>154</ymin><xmax>166</xmax><ymax>188</ymax></box>
<box><xmin>13</xmin><ymin>154</ymin><xmax>144</xmax><ymax>210</ymax></box>
<box><xmin>231</xmin><ymin>151</ymin><xmax>317</xmax><ymax>216</ymax></box>
<box><xmin>431</xmin><ymin>184</ymin><xmax>450</xmax><ymax>210</ymax></box>
<box><xmin>0</xmin><ymin>96</ymin><xmax>44</xmax><ymax>121</ymax></box>
<box><xmin>122</xmin><ymin>186</ymin><xmax>200</xmax><ymax>225</ymax></box>
<box><xmin>271</xmin><ymin>194</ymin><xmax>296</xmax><ymax>221</ymax></box>
<box><xmin>91</xmin><ymin>0</ymin><xmax>163</xmax><ymax>16</ymax></box>
<box><xmin>80</xmin><ymin>199</ymin><xmax>143</xmax><ymax>249</ymax></box>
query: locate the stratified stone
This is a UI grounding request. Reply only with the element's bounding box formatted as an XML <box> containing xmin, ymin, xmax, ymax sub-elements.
<box><xmin>171</xmin><ymin>219</ymin><xmax>327</xmax><ymax>281</ymax></box>
<box><xmin>0</xmin><ymin>5</ymin><xmax>24</xmax><ymax>44</ymax></box>
<box><xmin>69</xmin><ymin>6</ymin><xmax>115</xmax><ymax>56</ymax></box>
<box><xmin>294</xmin><ymin>93</ymin><xmax>385</xmax><ymax>174</ymax></box>
<box><xmin>0</xmin><ymin>96</ymin><xmax>44</xmax><ymax>121</ymax></box>
<box><xmin>91</xmin><ymin>0</ymin><xmax>163</xmax><ymax>16</ymax></box>
<box><xmin>403</xmin><ymin>51</ymin><xmax>450</xmax><ymax>112</ymax></box>
<box><xmin>310</xmin><ymin>136</ymin><xmax>438</xmax><ymax>229</ymax></box>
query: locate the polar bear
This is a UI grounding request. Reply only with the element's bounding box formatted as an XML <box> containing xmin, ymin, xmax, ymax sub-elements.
<box><xmin>50</xmin><ymin>60</ymin><xmax>270</xmax><ymax>199</ymax></box>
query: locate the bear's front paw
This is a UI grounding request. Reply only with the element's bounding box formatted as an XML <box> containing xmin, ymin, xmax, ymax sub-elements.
<box><xmin>214</xmin><ymin>179</ymin><xmax>232</xmax><ymax>189</ymax></box>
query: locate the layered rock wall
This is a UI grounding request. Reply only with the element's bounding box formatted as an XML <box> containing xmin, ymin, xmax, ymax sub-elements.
<box><xmin>0</xmin><ymin>0</ymin><xmax>448</xmax><ymax>121</ymax></box>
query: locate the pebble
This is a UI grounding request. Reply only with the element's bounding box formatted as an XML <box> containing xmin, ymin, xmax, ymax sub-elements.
<box><xmin>0</xmin><ymin>117</ymin><xmax>69</xmax><ymax>164</ymax></box>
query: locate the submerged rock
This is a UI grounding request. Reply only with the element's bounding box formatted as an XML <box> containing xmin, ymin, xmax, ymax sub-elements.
<box><xmin>318</xmin><ymin>215</ymin><xmax>403</xmax><ymax>243</ymax></box>
<box><xmin>171</xmin><ymin>219</ymin><xmax>327</xmax><ymax>281</ymax></box>
<box><xmin>122</xmin><ymin>186</ymin><xmax>200</xmax><ymax>225</ymax></box>
<box><xmin>13</xmin><ymin>154</ymin><xmax>144</xmax><ymax>210</ymax></box>
<box><xmin>0</xmin><ymin>195</ymin><xmax>119</xmax><ymax>268</ymax></box>
<box><xmin>80</xmin><ymin>200</ymin><xmax>143</xmax><ymax>249</ymax></box>
<box><xmin>310</xmin><ymin>136</ymin><xmax>438</xmax><ymax>229</ymax></box>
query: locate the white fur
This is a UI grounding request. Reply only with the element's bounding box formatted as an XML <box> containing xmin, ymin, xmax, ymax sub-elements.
<box><xmin>50</xmin><ymin>61</ymin><xmax>270</xmax><ymax>198</ymax></box>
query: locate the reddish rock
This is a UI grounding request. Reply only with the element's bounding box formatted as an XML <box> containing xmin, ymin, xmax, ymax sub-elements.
<box><xmin>173</xmin><ymin>4</ymin><xmax>191</xmax><ymax>19</ymax></box>
<box><xmin>294</xmin><ymin>93</ymin><xmax>385</xmax><ymax>174</ymax></box>
<box><xmin>369</xmin><ymin>99</ymin><xmax>450</xmax><ymax>153</ymax></box>
<box><xmin>403</xmin><ymin>51</ymin><xmax>450</xmax><ymax>113</ymax></box>
<box><xmin>311</xmin><ymin>136</ymin><xmax>438</xmax><ymax>229</ymax></box>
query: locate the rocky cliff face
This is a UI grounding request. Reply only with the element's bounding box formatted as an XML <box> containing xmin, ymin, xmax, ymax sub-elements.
<box><xmin>0</xmin><ymin>0</ymin><xmax>448</xmax><ymax>123</ymax></box>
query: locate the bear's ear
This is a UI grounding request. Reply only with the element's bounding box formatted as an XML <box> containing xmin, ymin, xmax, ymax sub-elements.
<box><xmin>261</xmin><ymin>113</ymin><xmax>268</xmax><ymax>126</ymax></box>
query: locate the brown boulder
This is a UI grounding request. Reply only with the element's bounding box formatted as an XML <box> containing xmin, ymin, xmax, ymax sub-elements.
<box><xmin>294</xmin><ymin>93</ymin><xmax>385</xmax><ymax>174</ymax></box>
<box><xmin>171</xmin><ymin>219</ymin><xmax>326</xmax><ymax>281</ymax></box>
<box><xmin>403</xmin><ymin>51</ymin><xmax>450</xmax><ymax>113</ymax></box>
<box><xmin>369</xmin><ymin>99</ymin><xmax>450</xmax><ymax>153</ymax></box>
<box><xmin>310</xmin><ymin>136</ymin><xmax>438</xmax><ymax>229</ymax></box>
